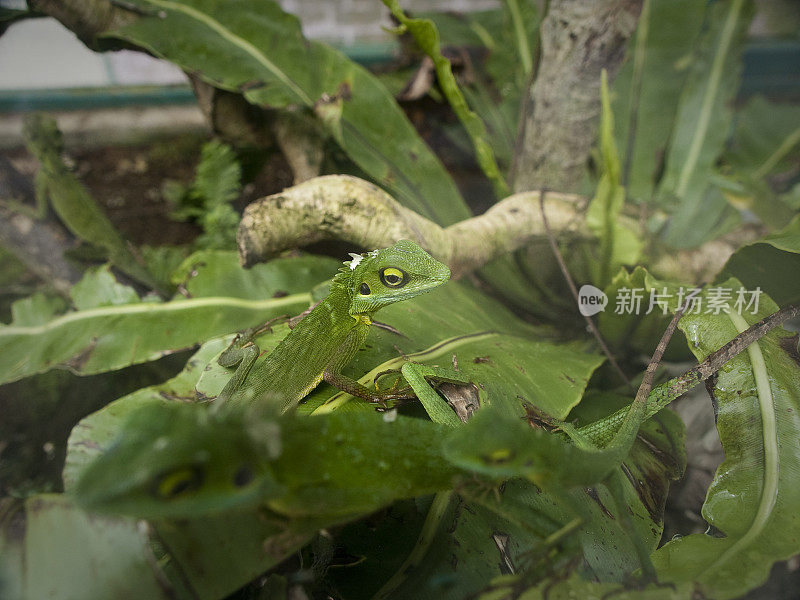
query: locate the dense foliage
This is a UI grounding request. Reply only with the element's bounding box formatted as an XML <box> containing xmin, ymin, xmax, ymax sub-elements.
<box><xmin>1</xmin><ymin>1</ymin><xmax>799</xmax><ymax>599</ymax></box>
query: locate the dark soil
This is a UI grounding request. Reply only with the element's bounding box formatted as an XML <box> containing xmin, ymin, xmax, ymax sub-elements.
<box><xmin>4</xmin><ymin>132</ymin><xmax>297</xmax><ymax>249</ymax></box>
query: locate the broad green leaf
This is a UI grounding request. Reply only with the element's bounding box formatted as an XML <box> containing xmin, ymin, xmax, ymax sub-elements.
<box><xmin>62</xmin><ymin>338</ymin><xmax>308</xmax><ymax>599</ymax></box>
<box><xmin>718</xmin><ymin>215</ymin><xmax>800</xmax><ymax>305</ymax></box>
<box><xmin>152</xmin><ymin>508</ymin><xmax>312</xmax><ymax>600</ymax></box>
<box><xmin>171</xmin><ymin>251</ymin><xmax>340</xmax><ymax>299</ymax></box>
<box><xmin>64</xmin><ymin>340</ymin><xmax>457</xmax><ymax>599</ymax></box>
<box><xmin>659</xmin><ymin>0</ymin><xmax>753</xmax><ymax>247</ymax></box>
<box><xmin>193</xmin><ymin>281</ymin><xmax>559</xmax><ymax>412</ymax></box>
<box><xmin>307</xmin><ymin>332</ymin><xmax>602</xmax><ymax>421</ymax></box>
<box><xmin>504</xmin><ymin>572</ymin><xmax>693</xmax><ymax>599</ymax></box>
<box><xmin>63</xmin><ymin>280</ymin><xmax>585</xmax><ymax>599</ymax></box>
<box><xmin>0</xmin><ymin>495</ymin><xmax>172</xmax><ymax>600</ymax></box>
<box><xmin>612</xmin><ymin>0</ymin><xmax>705</xmax><ymax>200</ymax></box>
<box><xmin>0</xmin><ymin>254</ymin><xmax>337</xmax><ymax>384</ymax></box>
<box><xmin>651</xmin><ymin>281</ymin><xmax>800</xmax><ymax>598</ymax></box>
<box><xmin>106</xmin><ymin>0</ymin><xmax>471</xmax><ymax>226</ymax></box>
<box><xmin>63</xmin><ymin>338</ymin><xmax>229</xmax><ymax>487</ymax></box>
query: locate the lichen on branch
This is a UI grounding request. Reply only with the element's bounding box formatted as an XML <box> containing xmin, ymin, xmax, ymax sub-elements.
<box><xmin>237</xmin><ymin>175</ymin><xmax>584</xmax><ymax>278</ymax></box>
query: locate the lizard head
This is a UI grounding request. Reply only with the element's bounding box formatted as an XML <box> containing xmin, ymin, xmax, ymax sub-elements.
<box><xmin>74</xmin><ymin>402</ymin><xmax>284</xmax><ymax>519</ymax></box>
<box><xmin>345</xmin><ymin>239</ymin><xmax>450</xmax><ymax>315</ymax></box>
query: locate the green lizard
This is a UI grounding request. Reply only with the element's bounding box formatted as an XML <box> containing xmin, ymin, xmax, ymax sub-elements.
<box><xmin>74</xmin><ymin>240</ymin><xmax>473</xmax><ymax>519</ymax></box>
<box><xmin>215</xmin><ymin>239</ymin><xmax>463</xmax><ymax>413</ymax></box>
<box><xmin>74</xmin><ymin>403</ymin><xmax>460</xmax><ymax>520</ymax></box>
<box><xmin>73</xmin><ymin>365</ymin><xmax>689</xmax><ymax>520</ymax></box>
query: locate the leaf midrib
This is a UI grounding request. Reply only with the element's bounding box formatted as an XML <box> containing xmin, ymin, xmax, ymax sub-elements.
<box><xmin>0</xmin><ymin>293</ymin><xmax>309</xmax><ymax>336</ymax></box>
<box><xmin>706</xmin><ymin>309</ymin><xmax>779</xmax><ymax>572</ymax></box>
<box><xmin>675</xmin><ymin>0</ymin><xmax>744</xmax><ymax>198</ymax></box>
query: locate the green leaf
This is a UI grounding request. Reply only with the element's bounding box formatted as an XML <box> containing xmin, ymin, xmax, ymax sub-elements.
<box><xmin>64</xmin><ymin>340</ymin><xmax>457</xmax><ymax>598</ymax></box>
<box><xmin>725</xmin><ymin>95</ymin><xmax>800</xmax><ymax>178</ymax></box>
<box><xmin>612</xmin><ymin>0</ymin><xmax>706</xmax><ymax>200</ymax></box>
<box><xmin>0</xmin><ymin>495</ymin><xmax>172</xmax><ymax>600</ymax></box>
<box><xmin>70</xmin><ymin>265</ymin><xmax>140</xmax><ymax>310</ymax></box>
<box><xmin>106</xmin><ymin>0</ymin><xmax>471</xmax><ymax>226</ymax></box>
<box><xmin>8</xmin><ymin>292</ymin><xmax>66</xmax><ymax>328</ymax></box>
<box><xmin>0</xmin><ymin>254</ymin><xmax>337</xmax><ymax>384</ymax></box>
<box><xmin>659</xmin><ymin>0</ymin><xmax>753</xmax><ymax>247</ymax></box>
<box><xmin>507</xmin><ymin>572</ymin><xmax>693</xmax><ymax>599</ymax></box>
<box><xmin>652</xmin><ymin>281</ymin><xmax>800</xmax><ymax>598</ymax></box>
<box><xmin>63</xmin><ymin>340</ymin><xmax>305</xmax><ymax>599</ymax></box>
<box><xmin>718</xmin><ymin>216</ymin><xmax>800</xmax><ymax>305</ymax></box>
<box><xmin>307</xmin><ymin>332</ymin><xmax>602</xmax><ymax>421</ymax></box>
<box><xmin>171</xmin><ymin>251</ymin><xmax>340</xmax><ymax>299</ymax></box>
<box><xmin>63</xmin><ymin>279</ymin><xmax>594</xmax><ymax>598</ymax></box>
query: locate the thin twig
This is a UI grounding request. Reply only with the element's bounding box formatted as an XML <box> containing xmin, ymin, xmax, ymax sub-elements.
<box><xmin>634</xmin><ymin>287</ymin><xmax>700</xmax><ymax>407</ymax></box>
<box><xmin>538</xmin><ymin>190</ymin><xmax>633</xmax><ymax>390</ymax></box>
<box><xmin>663</xmin><ymin>303</ymin><xmax>800</xmax><ymax>400</ymax></box>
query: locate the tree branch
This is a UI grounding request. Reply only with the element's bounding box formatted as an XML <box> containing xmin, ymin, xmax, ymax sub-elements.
<box><xmin>237</xmin><ymin>175</ymin><xmax>585</xmax><ymax>277</ymax></box>
<box><xmin>238</xmin><ymin>174</ymin><xmax>746</xmax><ymax>284</ymax></box>
<box><xmin>512</xmin><ymin>0</ymin><xmax>643</xmax><ymax>193</ymax></box>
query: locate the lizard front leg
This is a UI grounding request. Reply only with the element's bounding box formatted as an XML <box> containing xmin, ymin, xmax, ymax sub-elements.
<box><xmin>215</xmin><ymin>318</ymin><xmax>285</xmax><ymax>405</ymax></box>
<box><xmin>215</xmin><ymin>338</ymin><xmax>261</xmax><ymax>405</ymax></box>
<box><xmin>322</xmin><ymin>328</ymin><xmax>416</xmax><ymax>406</ymax></box>
<box><xmin>322</xmin><ymin>367</ymin><xmax>417</xmax><ymax>407</ymax></box>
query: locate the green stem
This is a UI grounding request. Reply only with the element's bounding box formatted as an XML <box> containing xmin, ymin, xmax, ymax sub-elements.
<box><xmin>382</xmin><ymin>0</ymin><xmax>509</xmax><ymax>198</ymax></box>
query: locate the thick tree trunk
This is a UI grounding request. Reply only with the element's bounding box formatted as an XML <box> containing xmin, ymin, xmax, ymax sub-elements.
<box><xmin>512</xmin><ymin>0</ymin><xmax>642</xmax><ymax>193</ymax></box>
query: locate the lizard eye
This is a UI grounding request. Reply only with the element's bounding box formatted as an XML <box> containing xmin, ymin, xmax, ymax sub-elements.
<box><xmin>233</xmin><ymin>464</ymin><xmax>255</xmax><ymax>487</ymax></box>
<box><xmin>153</xmin><ymin>466</ymin><xmax>203</xmax><ymax>499</ymax></box>
<box><xmin>360</xmin><ymin>283</ymin><xmax>371</xmax><ymax>295</ymax></box>
<box><xmin>379</xmin><ymin>267</ymin><xmax>408</xmax><ymax>288</ymax></box>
